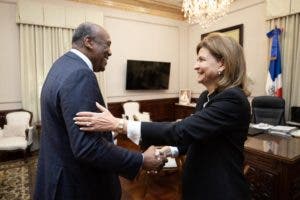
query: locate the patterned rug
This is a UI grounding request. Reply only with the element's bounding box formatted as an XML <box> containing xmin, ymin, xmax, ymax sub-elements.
<box><xmin>0</xmin><ymin>157</ymin><xmax>37</xmax><ymax>200</ymax></box>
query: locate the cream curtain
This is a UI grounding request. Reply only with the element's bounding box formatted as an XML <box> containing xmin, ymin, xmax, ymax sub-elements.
<box><xmin>20</xmin><ymin>24</ymin><xmax>73</xmax><ymax>122</ymax></box>
<box><xmin>268</xmin><ymin>13</ymin><xmax>300</xmax><ymax>120</ymax></box>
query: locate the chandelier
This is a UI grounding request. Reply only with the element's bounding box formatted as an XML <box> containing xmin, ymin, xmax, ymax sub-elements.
<box><xmin>182</xmin><ymin>0</ymin><xmax>234</xmax><ymax>28</ymax></box>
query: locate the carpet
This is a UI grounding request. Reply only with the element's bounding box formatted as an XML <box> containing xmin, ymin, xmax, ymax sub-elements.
<box><xmin>0</xmin><ymin>157</ymin><xmax>37</xmax><ymax>200</ymax></box>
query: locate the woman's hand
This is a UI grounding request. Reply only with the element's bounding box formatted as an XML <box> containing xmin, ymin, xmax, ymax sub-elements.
<box><xmin>74</xmin><ymin>102</ymin><xmax>119</xmax><ymax>132</ymax></box>
<box><xmin>159</xmin><ymin>146</ymin><xmax>172</xmax><ymax>157</ymax></box>
<box><xmin>159</xmin><ymin>146</ymin><xmax>178</xmax><ymax>158</ymax></box>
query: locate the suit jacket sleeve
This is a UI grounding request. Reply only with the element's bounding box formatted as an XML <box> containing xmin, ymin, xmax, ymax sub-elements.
<box><xmin>141</xmin><ymin>89</ymin><xmax>250</xmax><ymax>146</ymax></box>
<box><xmin>176</xmin><ymin>92</ymin><xmax>209</xmax><ymax>155</ymax></box>
<box><xmin>59</xmin><ymin>69</ymin><xmax>143</xmax><ymax>180</ymax></box>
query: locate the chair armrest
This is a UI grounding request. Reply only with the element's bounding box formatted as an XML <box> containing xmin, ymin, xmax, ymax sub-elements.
<box><xmin>140</xmin><ymin>112</ymin><xmax>151</xmax><ymax>122</ymax></box>
<box><xmin>25</xmin><ymin>126</ymin><xmax>34</xmax><ymax>145</ymax></box>
<box><xmin>286</xmin><ymin>121</ymin><xmax>300</xmax><ymax>127</ymax></box>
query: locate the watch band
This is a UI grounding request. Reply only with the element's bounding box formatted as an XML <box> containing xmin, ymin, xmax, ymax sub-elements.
<box><xmin>116</xmin><ymin>119</ymin><xmax>125</xmax><ymax>133</ymax></box>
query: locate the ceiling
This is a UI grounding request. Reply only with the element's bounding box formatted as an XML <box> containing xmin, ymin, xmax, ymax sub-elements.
<box><xmin>70</xmin><ymin>0</ymin><xmax>184</xmax><ymax>20</ymax></box>
<box><xmin>152</xmin><ymin>0</ymin><xmax>182</xmax><ymax>7</ymax></box>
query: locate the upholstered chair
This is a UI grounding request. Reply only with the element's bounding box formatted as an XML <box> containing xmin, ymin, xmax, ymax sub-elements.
<box><xmin>0</xmin><ymin>111</ymin><xmax>33</xmax><ymax>156</ymax></box>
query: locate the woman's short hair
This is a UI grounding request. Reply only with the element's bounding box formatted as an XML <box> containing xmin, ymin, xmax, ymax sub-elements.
<box><xmin>196</xmin><ymin>32</ymin><xmax>250</xmax><ymax>96</ymax></box>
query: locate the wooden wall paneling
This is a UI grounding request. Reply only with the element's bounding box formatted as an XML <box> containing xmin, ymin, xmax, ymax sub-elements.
<box><xmin>174</xmin><ymin>104</ymin><xmax>195</xmax><ymax>120</ymax></box>
<box><xmin>139</xmin><ymin>98</ymin><xmax>177</xmax><ymax>122</ymax></box>
<box><xmin>109</xmin><ymin>98</ymin><xmax>178</xmax><ymax>154</ymax></box>
<box><xmin>108</xmin><ymin>98</ymin><xmax>178</xmax><ymax>122</ymax></box>
<box><xmin>107</xmin><ymin>102</ymin><xmax>123</xmax><ymax>118</ymax></box>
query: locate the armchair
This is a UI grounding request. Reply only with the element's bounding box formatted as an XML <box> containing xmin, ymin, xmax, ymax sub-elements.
<box><xmin>0</xmin><ymin>110</ymin><xmax>33</xmax><ymax>156</ymax></box>
<box><xmin>251</xmin><ymin>96</ymin><xmax>285</xmax><ymax>125</ymax></box>
<box><xmin>122</xmin><ymin>101</ymin><xmax>151</xmax><ymax>122</ymax></box>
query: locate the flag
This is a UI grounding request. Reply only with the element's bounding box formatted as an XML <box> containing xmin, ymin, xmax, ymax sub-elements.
<box><xmin>265</xmin><ymin>28</ymin><xmax>282</xmax><ymax>97</ymax></box>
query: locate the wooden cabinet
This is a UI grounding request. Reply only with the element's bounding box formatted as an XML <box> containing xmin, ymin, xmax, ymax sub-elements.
<box><xmin>174</xmin><ymin>103</ymin><xmax>195</xmax><ymax>120</ymax></box>
<box><xmin>244</xmin><ymin>134</ymin><xmax>300</xmax><ymax>200</ymax></box>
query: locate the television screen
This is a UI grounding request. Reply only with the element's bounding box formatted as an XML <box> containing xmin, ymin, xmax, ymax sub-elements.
<box><xmin>126</xmin><ymin>60</ymin><xmax>171</xmax><ymax>90</ymax></box>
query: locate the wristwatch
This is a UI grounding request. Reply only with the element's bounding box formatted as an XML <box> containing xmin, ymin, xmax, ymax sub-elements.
<box><xmin>116</xmin><ymin>119</ymin><xmax>125</xmax><ymax>133</ymax></box>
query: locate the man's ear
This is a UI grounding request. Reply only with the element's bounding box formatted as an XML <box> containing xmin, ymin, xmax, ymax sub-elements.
<box><xmin>83</xmin><ymin>36</ymin><xmax>93</xmax><ymax>50</ymax></box>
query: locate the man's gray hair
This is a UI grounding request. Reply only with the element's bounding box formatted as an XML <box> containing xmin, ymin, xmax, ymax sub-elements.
<box><xmin>72</xmin><ymin>22</ymin><xmax>99</xmax><ymax>46</ymax></box>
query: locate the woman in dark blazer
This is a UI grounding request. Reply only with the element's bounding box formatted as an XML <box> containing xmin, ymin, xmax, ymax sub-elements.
<box><xmin>74</xmin><ymin>32</ymin><xmax>251</xmax><ymax>200</ymax></box>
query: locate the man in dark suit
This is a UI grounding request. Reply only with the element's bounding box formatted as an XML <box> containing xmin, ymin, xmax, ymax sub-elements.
<box><xmin>34</xmin><ymin>22</ymin><xmax>164</xmax><ymax>200</ymax></box>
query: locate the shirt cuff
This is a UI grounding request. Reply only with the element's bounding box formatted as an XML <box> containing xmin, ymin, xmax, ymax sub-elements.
<box><xmin>111</xmin><ymin>131</ymin><xmax>118</xmax><ymax>139</ymax></box>
<box><xmin>127</xmin><ymin>121</ymin><xmax>142</xmax><ymax>145</ymax></box>
<box><xmin>170</xmin><ymin>146</ymin><xmax>179</xmax><ymax>157</ymax></box>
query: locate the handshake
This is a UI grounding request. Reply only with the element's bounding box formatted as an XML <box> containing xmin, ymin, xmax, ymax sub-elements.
<box><xmin>141</xmin><ymin>146</ymin><xmax>174</xmax><ymax>172</ymax></box>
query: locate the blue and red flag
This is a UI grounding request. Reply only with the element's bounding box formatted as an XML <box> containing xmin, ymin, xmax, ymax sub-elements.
<box><xmin>266</xmin><ymin>27</ymin><xmax>282</xmax><ymax>97</ymax></box>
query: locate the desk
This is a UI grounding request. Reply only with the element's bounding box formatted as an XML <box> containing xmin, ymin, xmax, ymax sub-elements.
<box><xmin>174</xmin><ymin>103</ymin><xmax>196</xmax><ymax>119</ymax></box>
<box><xmin>244</xmin><ymin>134</ymin><xmax>300</xmax><ymax>200</ymax></box>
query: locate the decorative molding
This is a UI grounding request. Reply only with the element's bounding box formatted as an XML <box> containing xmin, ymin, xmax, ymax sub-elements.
<box><xmin>17</xmin><ymin>0</ymin><xmax>103</xmax><ymax>28</ymax></box>
<box><xmin>70</xmin><ymin>0</ymin><xmax>184</xmax><ymax>20</ymax></box>
<box><xmin>0</xmin><ymin>0</ymin><xmax>16</xmax><ymax>4</ymax></box>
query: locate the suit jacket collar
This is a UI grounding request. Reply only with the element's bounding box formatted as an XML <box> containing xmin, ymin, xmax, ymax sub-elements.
<box><xmin>65</xmin><ymin>51</ymin><xmax>92</xmax><ymax>71</ymax></box>
<box><xmin>69</xmin><ymin>49</ymin><xmax>93</xmax><ymax>71</ymax></box>
<box><xmin>198</xmin><ymin>87</ymin><xmax>240</xmax><ymax>109</ymax></box>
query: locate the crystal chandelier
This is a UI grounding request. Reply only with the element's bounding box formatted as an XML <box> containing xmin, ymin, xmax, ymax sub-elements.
<box><xmin>182</xmin><ymin>0</ymin><xmax>234</xmax><ymax>28</ymax></box>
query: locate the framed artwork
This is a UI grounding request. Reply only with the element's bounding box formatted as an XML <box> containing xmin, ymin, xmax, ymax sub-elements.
<box><xmin>179</xmin><ymin>89</ymin><xmax>192</xmax><ymax>105</ymax></box>
<box><xmin>201</xmin><ymin>24</ymin><xmax>244</xmax><ymax>46</ymax></box>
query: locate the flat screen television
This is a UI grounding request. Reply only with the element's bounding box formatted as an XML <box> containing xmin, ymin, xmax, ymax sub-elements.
<box><xmin>126</xmin><ymin>60</ymin><xmax>171</xmax><ymax>90</ymax></box>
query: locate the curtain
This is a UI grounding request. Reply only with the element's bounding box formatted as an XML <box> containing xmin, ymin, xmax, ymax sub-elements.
<box><xmin>268</xmin><ymin>14</ymin><xmax>300</xmax><ymax>120</ymax></box>
<box><xmin>20</xmin><ymin>24</ymin><xmax>73</xmax><ymax>122</ymax></box>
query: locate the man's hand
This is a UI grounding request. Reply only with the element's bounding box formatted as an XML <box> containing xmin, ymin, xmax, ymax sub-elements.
<box><xmin>142</xmin><ymin>146</ymin><xmax>167</xmax><ymax>171</ymax></box>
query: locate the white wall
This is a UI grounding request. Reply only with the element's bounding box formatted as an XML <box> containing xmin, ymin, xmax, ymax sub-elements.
<box><xmin>0</xmin><ymin>0</ymin><xmax>188</xmax><ymax>108</ymax></box>
<box><xmin>76</xmin><ymin>4</ymin><xmax>189</xmax><ymax>102</ymax></box>
<box><xmin>188</xmin><ymin>0</ymin><xmax>268</xmax><ymax>98</ymax></box>
<box><xmin>0</xmin><ymin>0</ymin><xmax>268</xmax><ymax>110</ymax></box>
<box><xmin>102</xmin><ymin>11</ymin><xmax>188</xmax><ymax>102</ymax></box>
<box><xmin>0</xmin><ymin>0</ymin><xmax>21</xmax><ymax>110</ymax></box>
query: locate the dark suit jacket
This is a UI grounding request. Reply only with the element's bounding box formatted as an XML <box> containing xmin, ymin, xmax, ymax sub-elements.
<box><xmin>34</xmin><ymin>51</ymin><xmax>143</xmax><ymax>200</ymax></box>
<box><xmin>141</xmin><ymin>87</ymin><xmax>251</xmax><ymax>200</ymax></box>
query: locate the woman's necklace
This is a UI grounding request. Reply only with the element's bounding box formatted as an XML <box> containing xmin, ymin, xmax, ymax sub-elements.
<box><xmin>203</xmin><ymin>91</ymin><xmax>214</xmax><ymax>108</ymax></box>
